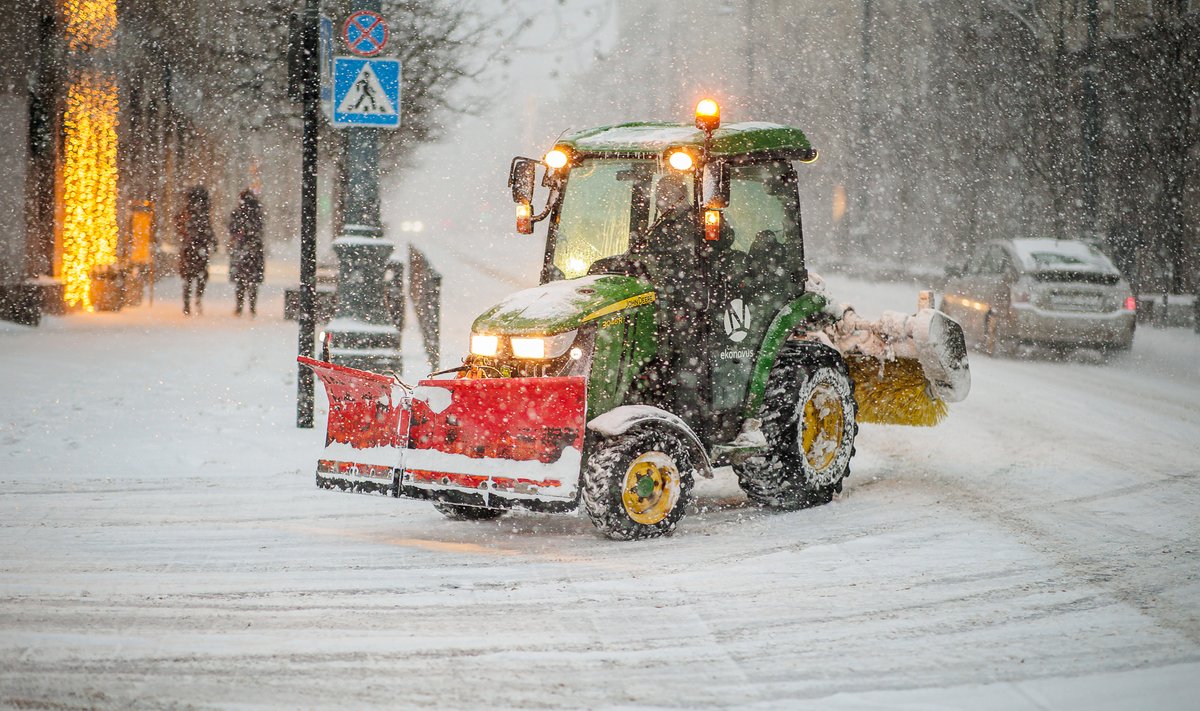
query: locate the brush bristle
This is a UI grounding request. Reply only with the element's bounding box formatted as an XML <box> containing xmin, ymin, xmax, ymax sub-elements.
<box><xmin>846</xmin><ymin>356</ymin><xmax>948</xmax><ymax>427</ymax></box>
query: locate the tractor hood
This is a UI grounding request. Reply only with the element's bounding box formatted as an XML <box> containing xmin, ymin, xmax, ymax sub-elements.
<box><xmin>472</xmin><ymin>275</ymin><xmax>655</xmax><ymax>336</ymax></box>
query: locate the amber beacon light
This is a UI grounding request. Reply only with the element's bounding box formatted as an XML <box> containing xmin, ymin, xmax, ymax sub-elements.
<box><xmin>543</xmin><ymin>148</ymin><xmax>569</xmax><ymax>170</ymax></box>
<box><xmin>515</xmin><ymin>202</ymin><xmax>533</xmax><ymax>234</ymax></box>
<box><xmin>695</xmin><ymin>98</ymin><xmax>720</xmax><ymax>132</ymax></box>
<box><xmin>704</xmin><ymin>209</ymin><xmax>722</xmax><ymax>241</ymax></box>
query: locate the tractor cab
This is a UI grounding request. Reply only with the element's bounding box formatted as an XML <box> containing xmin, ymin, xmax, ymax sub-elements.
<box><xmin>502</xmin><ymin>101</ymin><xmax>821</xmax><ymax>444</ymax></box>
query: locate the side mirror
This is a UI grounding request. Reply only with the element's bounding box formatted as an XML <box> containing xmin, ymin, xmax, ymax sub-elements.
<box><xmin>701</xmin><ymin>161</ymin><xmax>729</xmax><ymax>209</ymax></box>
<box><xmin>508</xmin><ymin>157</ymin><xmax>537</xmax><ymax>205</ymax></box>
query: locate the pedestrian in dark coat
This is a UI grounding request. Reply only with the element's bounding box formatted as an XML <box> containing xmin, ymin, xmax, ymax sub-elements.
<box><xmin>228</xmin><ymin>189</ymin><xmax>265</xmax><ymax>316</ymax></box>
<box><xmin>176</xmin><ymin>186</ymin><xmax>218</xmax><ymax>315</ymax></box>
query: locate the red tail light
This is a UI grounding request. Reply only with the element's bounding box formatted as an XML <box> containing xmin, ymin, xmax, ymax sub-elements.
<box><xmin>1123</xmin><ymin>296</ymin><xmax>1137</xmax><ymax>311</ymax></box>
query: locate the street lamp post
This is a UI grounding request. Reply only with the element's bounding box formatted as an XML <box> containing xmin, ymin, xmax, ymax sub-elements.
<box><xmin>296</xmin><ymin>0</ymin><xmax>320</xmax><ymax>428</ymax></box>
<box><xmin>1080</xmin><ymin>0</ymin><xmax>1100</xmax><ymax>241</ymax></box>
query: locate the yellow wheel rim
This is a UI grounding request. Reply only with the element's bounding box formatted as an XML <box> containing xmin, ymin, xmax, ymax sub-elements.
<box><xmin>621</xmin><ymin>452</ymin><xmax>680</xmax><ymax>525</ymax></box>
<box><xmin>802</xmin><ymin>382</ymin><xmax>846</xmax><ymax>471</ymax></box>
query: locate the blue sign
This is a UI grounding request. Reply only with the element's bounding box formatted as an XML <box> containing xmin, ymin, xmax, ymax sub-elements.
<box><xmin>319</xmin><ymin>16</ymin><xmax>333</xmax><ymax>108</ymax></box>
<box><xmin>342</xmin><ymin>11</ymin><xmax>388</xmax><ymax>57</ymax></box>
<box><xmin>332</xmin><ymin>57</ymin><xmax>400</xmax><ymax>128</ymax></box>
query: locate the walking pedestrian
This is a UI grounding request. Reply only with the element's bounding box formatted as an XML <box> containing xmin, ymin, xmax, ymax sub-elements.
<box><xmin>228</xmin><ymin>189</ymin><xmax>265</xmax><ymax>317</ymax></box>
<box><xmin>176</xmin><ymin>186</ymin><xmax>217</xmax><ymax>316</ymax></box>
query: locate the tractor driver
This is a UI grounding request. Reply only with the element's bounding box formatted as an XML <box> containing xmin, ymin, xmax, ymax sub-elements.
<box><xmin>585</xmin><ymin>171</ymin><xmax>694</xmax><ymax>281</ymax></box>
<box><xmin>642</xmin><ymin>172</ymin><xmax>697</xmax><ymax>303</ymax></box>
<box><xmin>640</xmin><ymin>172</ymin><xmax>706</xmax><ymax>419</ymax></box>
<box><xmin>586</xmin><ymin>172</ymin><xmax>706</xmax><ymax>417</ymax></box>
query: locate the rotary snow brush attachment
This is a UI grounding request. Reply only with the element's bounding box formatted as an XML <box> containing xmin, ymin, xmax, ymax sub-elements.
<box><xmin>828</xmin><ymin>296</ymin><xmax>971</xmax><ymax>427</ymax></box>
<box><xmin>846</xmin><ymin>355</ymin><xmax>947</xmax><ymax>426</ymax></box>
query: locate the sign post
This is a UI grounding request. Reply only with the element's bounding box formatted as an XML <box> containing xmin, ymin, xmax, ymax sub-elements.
<box><xmin>323</xmin><ymin>0</ymin><xmax>402</xmax><ymax>374</ymax></box>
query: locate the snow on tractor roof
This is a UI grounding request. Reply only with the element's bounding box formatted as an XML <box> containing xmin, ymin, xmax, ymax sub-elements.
<box><xmin>559</xmin><ymin>121</ymin><xmax>814</xmax><ymax>159</ymax></box>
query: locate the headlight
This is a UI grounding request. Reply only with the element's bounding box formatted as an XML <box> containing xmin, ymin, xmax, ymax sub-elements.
<box><xmin>511</xmin><ymin>337</ymin><xmax>545</xmax><ymax>359</ymax></box>
<box><xmin>470</xmin><ymin>334</ymin><xmax>499</xmax><ymax>357</ymax></box>
<box><xmin>511</xmin><ymin>330</ymin><xmax>578</xmax><ymax>360</ymax></box>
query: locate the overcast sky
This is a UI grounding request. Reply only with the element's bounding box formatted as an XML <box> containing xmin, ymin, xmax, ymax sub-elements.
<box><xmin>383</xmin><ymin>0</ymin><xmax>618</xmax><ymax>240</ymax></box>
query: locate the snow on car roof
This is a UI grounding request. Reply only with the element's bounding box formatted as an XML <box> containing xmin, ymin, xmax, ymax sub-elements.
<box><xmin>1010</xmin><ymin>238</ymin><xmax>1118</xmax><ymax>274</ymax></box>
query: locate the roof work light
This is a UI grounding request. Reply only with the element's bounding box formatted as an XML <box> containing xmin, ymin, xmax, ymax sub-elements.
<box><xmin>667</xmin><ymin>150</ymin><xmax>694</xmax><ymax>171</ymax></box>
<box><xmin>544</xmin><ymin>148</ymin><xmax>569</xmax><ymax>170</ymax></box>
<box><xmin>695</xmin><ymin>98</ymin><xmax>720</xmax><ymax>132</ymax></box>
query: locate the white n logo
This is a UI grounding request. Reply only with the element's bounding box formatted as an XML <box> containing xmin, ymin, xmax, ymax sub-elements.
<box><xmin>723</xmin><ymin>299</ymin><xmax>751</xmax><ymax>343</ymax></box>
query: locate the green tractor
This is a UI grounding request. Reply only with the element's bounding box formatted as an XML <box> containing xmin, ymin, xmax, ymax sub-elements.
<box><xmin>301</xmin><ymin>99</ymin><xmax>970</xmax><ymax>540</ymax></box>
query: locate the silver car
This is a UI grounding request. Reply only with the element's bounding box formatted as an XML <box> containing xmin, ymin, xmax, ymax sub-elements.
<box><xmin>942</xmin><ymin>238</ymin><xmax>1136</xmax><ymax>355</ymax></box>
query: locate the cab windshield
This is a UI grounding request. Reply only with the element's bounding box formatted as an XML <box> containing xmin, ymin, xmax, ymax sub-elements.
<box><xmin>548</xmin><ymin>159</ymin><xmax>693</xmax><ymax>280</ymax></box>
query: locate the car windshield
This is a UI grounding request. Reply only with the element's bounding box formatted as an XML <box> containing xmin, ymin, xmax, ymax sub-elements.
<box><xmin>549</xmin><ymin>159</ymin><xmax>692</xmax><ymax>280</ymax></box>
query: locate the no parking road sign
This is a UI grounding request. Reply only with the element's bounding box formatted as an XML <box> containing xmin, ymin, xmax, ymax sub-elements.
<box><xmin>342</xmin><ymin>10</ymin><xmax>388</xmax><ymax>57</ymax></box>
<box><xmin>332</xmin><ymin>57</ymin><xmax>401</xmax><ymax>128</ymax></box>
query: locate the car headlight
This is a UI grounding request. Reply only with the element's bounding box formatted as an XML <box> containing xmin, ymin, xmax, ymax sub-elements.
<box><xmin>470</xmin><ymin>334</ymin><xmax>499</xmax><ymax>357</ymax></box>
<box><xmin>511</xmin><ymin>330</ymin><xmax>578</xmax><ymax>360</ymax></box>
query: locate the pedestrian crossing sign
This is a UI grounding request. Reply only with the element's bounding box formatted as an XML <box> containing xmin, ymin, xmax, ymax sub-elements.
<box><xmin>332</xmin><ymin>57</ymin><xmax>400</xmax><ymax>128</ymax></box>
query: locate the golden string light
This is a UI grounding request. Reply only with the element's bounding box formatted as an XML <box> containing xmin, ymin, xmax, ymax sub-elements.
<box><xmin>61</xmin><ymin>0</ymin><xmax>119</xmax><ymax>311</ymax></box>
<box><xmin>63</xmin><ymin>0</ymin><xmax>116</xmax><ymax>51</ymax></box>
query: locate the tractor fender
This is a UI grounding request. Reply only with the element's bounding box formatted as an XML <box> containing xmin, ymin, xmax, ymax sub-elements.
<box><xmin>587</xmin><ymin>405</ymin><xmax>714</xmax><ymax>478</ymax></box>
<box><xmin>743</xmin><ymin>292</ymin><xmax>829</xmax><ymax>418</ymax></box>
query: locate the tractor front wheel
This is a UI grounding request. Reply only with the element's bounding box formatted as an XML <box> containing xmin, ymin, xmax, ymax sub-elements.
<box><xmin>582</xmin><ymin>429</ymin><xmax>695</xmax><ymax>540</ymax></box>
<box><xmin>735</xmin><ymin>341</ymin><xmax>858</xmax><ymax>510</ymax></box>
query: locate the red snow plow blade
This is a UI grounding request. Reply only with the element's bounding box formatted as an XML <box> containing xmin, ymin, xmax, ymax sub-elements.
<box><xmin>402</xmin><ymin>377</ymin><xmax>586</xmax><ymax>507</ymax></box>
<box><xmin>299</xmin><ymin>356</ymin><xmax>587</xmax><ymax>507</ymax></box>
<box><xmin>299</xmin><ymin>356</ymin><xmax>410</xmax><ymax>495</ymax></box>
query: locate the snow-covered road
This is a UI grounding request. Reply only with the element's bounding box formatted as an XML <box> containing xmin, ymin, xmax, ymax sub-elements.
<box><xmin>2</xmin><ymin>265</ymin><xmax>1198</xmax><ymax>709</ymax></box>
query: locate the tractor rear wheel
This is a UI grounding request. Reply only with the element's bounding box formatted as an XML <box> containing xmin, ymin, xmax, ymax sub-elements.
<box><xmin>433</xmin><ymin>502</ymin><xmax>507</xmax><ymax>521</ymax></box>
<box><xmin>582</xmin><ymin>429</ymin><xmax>695</xmax><ymax>540</ymax></box>
<box><xmin>735</xmin><ymin>341</ymin><xmax>858</xmax><ymax>510</ymax></box>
